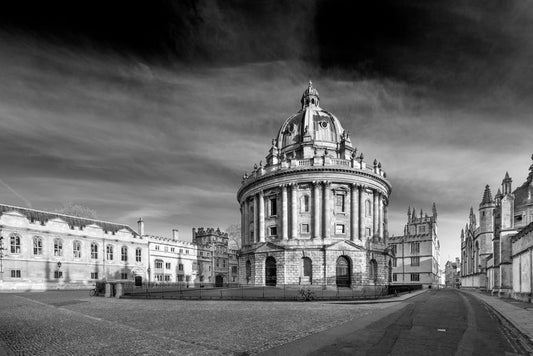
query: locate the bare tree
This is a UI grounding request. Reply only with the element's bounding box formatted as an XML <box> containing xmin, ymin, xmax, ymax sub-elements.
<box><xmin>225</xmin><ymin>223</ymin><xmax>241</xmax><ymax>249</ymax></box>
<box><xmin>55</xmin><ymin>203</ymin><xmax>98</xmax><ymax>219</ymax></box>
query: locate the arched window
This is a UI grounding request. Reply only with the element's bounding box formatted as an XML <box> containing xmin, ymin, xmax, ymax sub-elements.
<box><xmin>121</xmin><ymin>246</ymin><xmax>128</xmax><ymax>261</ymax></box>
<box><xmin>302</xmin><ymin>257</ymin><xmax>312</xmax><ymax>282</ymax></box>
<box><xmin>33</xmin><ymin>236</ymin><xmax>43</xmax><ymax>255</ymax></box>
<box><xmin>246</xmin><ymin>260</ymin><xmax>251</xmax><ymax>281</ymax></box>
<box><xmin>369</xmin><ymin>259</ymin><xmax>378</xmax><ymax>281</ymax></box>
<box><xmin>135</xmin><ymin>248</ymin><xmax>142</xmax><ymax>262</ymax></box>
<box><xmin>365</xmin><ymin>200</ymin><xmax>372</xmax><ymax>216</ymax></box>
<box><xmin>301</xmin><ymin>195</ymin><xmax>310</xmax><ymax>212</ymax></box>
<box><xmin>73</xmin><ymin>240</ymin><xmax>81</xmax><ymax>258</ymax></box>
<box><xmin>106</xmin><ymin>245</ymin><xmax>114</xmax><ymax>260</ymax></box>
<box><xmin>10</xmin><ymin>234</ymin><xmax>21</xmax><ymax>254</ymax></box>
<box><xmin>54</xmin><ymin>238</ymin><xmax>63</xmax><ymax>256</ymax></box>
<box><xmin>91</xmin><ymin>242</ymin><xmax>98</xmax><ymax>259</ymax></box>
<box><xmin>178</xmin><ymin>263</ymin><xmax>184</xmax><ymax>271</ymax></box>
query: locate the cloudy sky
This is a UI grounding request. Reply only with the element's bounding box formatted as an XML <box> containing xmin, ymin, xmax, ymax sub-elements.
<box><xmin>0</xmin><ymin>0</ymin><xmax>532</xmax><ymax>263</ymax></box>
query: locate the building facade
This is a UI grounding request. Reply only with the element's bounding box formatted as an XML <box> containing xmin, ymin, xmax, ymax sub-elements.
<box><xmin>237</xmin><ymin>82</ymin><xmax>392</xmax><ymax>288</ymax></box>
<box><xmin>387</xmin><ymin>205</ymin><xmax>440</xmax><ymax>287</ymax></box>
<box><xmin>461</xmin><ymin>155</ymin><xmax>533</xmax><ymax>300</ymax></box>
<box><xmin>444</xmin><ymin>258</ymin><xmax>461</xmax><ymax>288</ymax></box>
<box><xmin>193</xmin><ymin>228</ymin><xmax>239</xmax><ymax>287</ymax></box>
<box><xmin>0</xmin><ymin>204</ymin><xmax>149</xmax><ymax>290</ymax></box>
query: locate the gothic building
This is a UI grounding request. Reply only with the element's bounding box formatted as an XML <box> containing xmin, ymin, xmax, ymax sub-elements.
<box><xmin>237</xmin><ymin>82</ymin><xmax>392</xmax><ymax>288</ymax></box>
<box><xmin>461</xmin><ymin>155</ymin><xmax>533</xmax><ymax>300</ymax></box>
<box><xmin>387</xmin><ymin>205</ymin><xmax>440</xmax><ymax>287</ymax></box>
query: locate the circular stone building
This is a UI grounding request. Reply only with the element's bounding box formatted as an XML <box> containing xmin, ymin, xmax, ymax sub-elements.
<box><xmin>237</xmin><ymin>82</ymin><xmax>392</xmax><ymax>288</ymax></box>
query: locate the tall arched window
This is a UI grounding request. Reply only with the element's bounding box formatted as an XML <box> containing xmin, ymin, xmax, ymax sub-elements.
<box><xmin>10</xmin><ymin>234</ymin><xmax>21</xmax><ymax>254</ymax></box>
<box><xmin>246</xmin><ymin>260</ymin><xmax>251</xmax><ymax>281</ymax></box>
<box><xmin>301</xmin><ymin>195</ymin><xmax>310</xmax><ymax>212</ymax></box>
<box><xmin>369</xmin><ymin>259</ymin><xmax>378</xmax><ymax>281</ymax></box>
<box><xmin>135</xmin><ymin>248</ymin><xmax>142</xmax><ymax>262</ymax></box>
<box><xmin>121</xmin><ymin>246</ymin><xmax>128</xmax><ymax>261</ymax></box>
<box><xmin>33</xmin><ymin>236</ymin><xmax>43</xmax><ymax>255</ymax></box>
<box><xmin>106</xmin><ymin>245</ymin><xmax>114</xmax><ymax>260</ymax></box>
<box><xmin>54</xmin><ymin>238</ymin><xmax>63</xmax><ymax>256</ymax></box>
<box><xmin>73</xmin><ymin>240</ymin><xmax>81</xmax><ymax>258</ymax></box>
<box><xmin>365</xmin><ymin>200</ymin><xmax>372</xmax><ymax>216</ymax></box>
<box><xmin>91</xmin><ymin>242</ymin><xmax>98</xmax><ymax>259</ymax></box>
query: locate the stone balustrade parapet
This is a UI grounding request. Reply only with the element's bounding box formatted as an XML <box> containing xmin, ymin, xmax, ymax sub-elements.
<box><xmin>241</xmin><ymin>157</ymin><xmax>386</xmax><ymax>187</ymax></box>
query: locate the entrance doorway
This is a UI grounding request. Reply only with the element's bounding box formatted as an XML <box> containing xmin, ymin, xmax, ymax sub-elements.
<box><xmin>134</xmin><ymin>276</ymin><xmax>142</xmax><ymax>286</ymax></box>
<box><xmin>336</xmin><ymin>256</ymin><xmax>351</xmax><ymax>287</ymax></box>
<box><xmin>215</xmin><ymin>275</ymin><xmax>223</xmax><ymax>287</ymax></box>
<box><xmin>265</xmin><ymin>256</ymin><xmax>277</xmax><ymax>286</ymax></box>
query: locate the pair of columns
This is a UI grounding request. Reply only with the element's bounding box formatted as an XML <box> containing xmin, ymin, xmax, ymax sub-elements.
<box><xmin>240</xmin><ymin>182</ymin><xmax>387</xmax><ymax>245</ymax></box>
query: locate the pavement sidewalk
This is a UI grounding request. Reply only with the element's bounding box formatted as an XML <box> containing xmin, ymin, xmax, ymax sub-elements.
<box><xmin>459</xmin><ymin>289</ymin><xmax>533</xmax><ymax>343</ymax></box>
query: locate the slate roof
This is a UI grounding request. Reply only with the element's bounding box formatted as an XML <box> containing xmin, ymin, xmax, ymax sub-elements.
<box><xmin>0</xmin><ymin>203</ymin><xmax>137</xmax><ymax>235</ymax></box>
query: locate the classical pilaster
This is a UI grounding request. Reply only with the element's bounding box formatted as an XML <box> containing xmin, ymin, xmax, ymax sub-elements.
<box><xmin>383</xmin><ymin>200</ymin><xmax>388</xmax><ymax>240</ymax></box>
<box><xmin>358</xmin><ymin>185</ymin><xmax>364</xmax><ymax>240</ymax></box>
<box><xmin>244</xmin><ymin>199</ymin><xmax>250</xmax><ymax>245</ymax></box>
<box><xmin>323</xmin><ymin>181</ymin><xmax>331</xmax><ymax>239</ymax></box>
<box><xmin>258</xmin><ymin>191</ymin><xmax>265</xmax><ymax>242</ymax></box>
<box><xmin>313</xmin><ymin>181</ymin><xmax>320</xmax><ymax>239</ymax></box>
<box><xmin>291</xmin><ymin>183</ymin><xmax>298</xmax><ymax>238</ymax></box>
<box><xmin>253</xmin><ymin>195</ymin><xmax>258</xmax><ymax>244</ymax></box>
<box><xmin>350</xmin><ymin>183</ymin><xmax>358</xmax><ymax>241</ymax></box>
<box><xmin>281</xmin><ymin>184</ymin><xmax>289</xmax><ymax>240</ymax></box>
<box><xmin>378</xmin><ymin>194</ymin><xmax>384</xmax><ymax>240</ymax></box>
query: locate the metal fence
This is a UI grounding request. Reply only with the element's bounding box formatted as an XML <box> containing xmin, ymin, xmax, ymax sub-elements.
<box><xmin>122</xmin><ymin>283</ymin><xmax>394</xmax><ymax>301</ymax></box>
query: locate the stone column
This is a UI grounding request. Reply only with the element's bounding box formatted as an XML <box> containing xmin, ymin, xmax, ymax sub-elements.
<box><xmin>259</xmin><ymin>191</ymin><xmax>265</xmax><ymax>242</ymax></box>
<box><xmin>291</xmin><ymin>184</ymin><xmax>298</xmax><ymax>238</ymax></box>
<box><xmin>244</xmin><ymin>199</ymin><xmax>250</xmax><ymax>245</ymax></box>
<box><xmin>373</xmin><ymin>190</ymin><xmax>378</xmax><ymax>237</ymax></box>
<box><xmin>253</xmin><ymin>195</ymin><xmax>258</xmax><ymax>244</ymax></box>
<box><xmin>350</xmin><ymin>184</ymin><xmax>358</xmax><ymax>241</ymax></box>
<box><xmin>281</xmin><ymin>185</ymin><xmax>289</xmax><ymax>240</ymax></box>
<box><xmin>240</xmin><ymin>202</ymin><xmax>245</xmax><ymax>246</ymax></box>
<box><xmin>379</xmin><ymin>194</ymin><xmax>384</xmax><ymax>240</ymax></box>
<box><xmin>323</xmin><ymin>181</ymin><xmax>330</xmax><ymax>239</ymax></box>
<box><xmin>313</xmin><ymin>181</ymin><xmax>320</xmax><ymax>239</ymax></box>
<box><xmin>383</xmin><ymin>200</ymin><xmax>388</xmax><ymax>241</ymax></box>
<box><xmin>358</xmin><ymin>186</ymin><xmax>364</xmax><ymax>240</ymax></box>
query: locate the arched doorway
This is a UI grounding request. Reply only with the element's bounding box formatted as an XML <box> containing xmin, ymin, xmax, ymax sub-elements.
<box><xmin>369</xmin><ymin>259</ymin><xmax>378</xmax><ymax>282</ymax></box>
<box><xmin>302</xmin><ymin>257</ymin><xmax>312</xmax><ymax>284</ymax></box>
<box><xmin>246</xmin><ymin>260</ymin><xmax>252</xmax><ymax>283</ymax></box>
<box><xmin>265</xmin><ymin>256</ymin><xmax>277</xmax><ymax>286</ymax></box>
<box><xmin>336</xmin><ymin>256</ymin><xmax>351</xmax><ymax>287</ymax></box>
<box><xmin>215</xmin><ymin>275</ymin><xmax>223</xmax><ymax>287</ymax></box>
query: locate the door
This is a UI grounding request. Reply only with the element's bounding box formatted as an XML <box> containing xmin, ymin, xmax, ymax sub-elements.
<box><xmin>265</xmin><ymin>256</ymin><xmax>277</xmax><ymax>286</ymax></box>
<box><xmin>215</xmin><ymin>275</ymin><xmax>223</xmax><ymax>287</ymax></box>
<box><xmin>336</xmin><ymin>256</ymin><xmax>351</xmax><ymax>287</ymax></box>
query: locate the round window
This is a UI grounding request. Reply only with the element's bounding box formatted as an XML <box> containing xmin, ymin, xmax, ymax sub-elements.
<box><xmin>319</xmin><ymin>121</ymin><xmax>328</xmax><ymax>129</ymax></box>
<box><xmin>288</xmin><ymin>123</ymin><xmax>295</xmax><ymax>133</ymax></box>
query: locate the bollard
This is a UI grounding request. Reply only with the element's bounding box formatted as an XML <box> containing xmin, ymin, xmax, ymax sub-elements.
<box><xmin>105</xmin><ymin>283</ymin><xmax>112</xmax><ymax>298</ymax></box>
<box><xmin>115</xmin><ymin>283</ymin><xmax>123</xmax><ymax>298</ymax></box>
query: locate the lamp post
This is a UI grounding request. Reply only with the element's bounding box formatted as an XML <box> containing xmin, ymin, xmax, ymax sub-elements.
<box><xmin>0</xmin><ymin>236</ymin><xmax>5</xmax><ymax>281</ymax></box>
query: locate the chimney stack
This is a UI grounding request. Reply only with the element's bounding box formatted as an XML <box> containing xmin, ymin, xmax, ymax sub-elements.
<box><xmin>137</xmin><ymin>217</ymin><xmax>145</xmax><ymax>236</ymax></box>
<box><xmin>172</xmin><ymin>229</ymin><xmax>179</xmax><ymax>240</ymax></box>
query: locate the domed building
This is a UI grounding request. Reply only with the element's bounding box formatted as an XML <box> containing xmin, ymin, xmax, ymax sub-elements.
<box><xmin>237</xmin><ymin>82</ymin><xmax>392</xmax><ymax>288</ymax></box>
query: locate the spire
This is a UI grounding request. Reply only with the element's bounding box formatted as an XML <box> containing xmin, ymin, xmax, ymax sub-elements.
<box><xmin>480</xmin><ymin>184</ymin><xmax>493</xmax><ymax>205</ymax></box>
<box><xmin>411</xmin><ymin>208</ymin><xmax>416</xmax><ymax>222</ymax></box>
<box><xmin>502</xmin><ymin>171</ymin><xmax>513</xmax><ymax>195</ymax></box>
<box><xmin>407</xmin><ymin>206</ymin><xmax>411</xmax><ymax>222</ymax></box>
<box><xmin>460</xmin><ymin>228</ymin><xmax>464</xmax><ymax>241</ymax></box>
<box><xmin>469</xmin><ymin>207</ymin><xmax>476</xmax><ymax>226</ymax></box>
<box><xmin>419</xmin><ymin>209</ymin><xmax>423</xmax><ymax>218</ymax></box>
<box><xmin>432</xmin><ymin>202</ymin><xmax>437</xmax><ymax>219</ymax></box>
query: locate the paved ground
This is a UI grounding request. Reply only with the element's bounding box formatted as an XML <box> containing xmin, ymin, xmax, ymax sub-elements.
<box><xmin>0</xmin><ymin>290</ymin><xmax>402</xmax><ymax>355</ymax></box>
<box><xmin>263</xmin><ymin>288</ymin><xmax>533</xmax><ymax>355</ymax></box>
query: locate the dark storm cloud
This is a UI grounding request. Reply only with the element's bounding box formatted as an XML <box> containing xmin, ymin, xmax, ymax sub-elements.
<box><xmin>0</xmin><ymin>1</ymin><xmax>532</xmax><ymax>262</ymax></box>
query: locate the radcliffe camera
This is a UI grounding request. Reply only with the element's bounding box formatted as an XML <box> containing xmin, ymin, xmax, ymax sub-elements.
<box><xmin>0</xmin><ymin>2</ymin><xmax>532</xmax><ymax>356</ymax></box>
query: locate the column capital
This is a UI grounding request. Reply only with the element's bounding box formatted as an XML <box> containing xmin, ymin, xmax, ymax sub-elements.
<box><xmin>322</xmin><ymin>180</ymin><xmax>331</xmax><ymax>186</ymax></box>
<box><xmin>279</xmin><ymin>183</ymin><xmax>288</xmax><ymax>189</ymax></box>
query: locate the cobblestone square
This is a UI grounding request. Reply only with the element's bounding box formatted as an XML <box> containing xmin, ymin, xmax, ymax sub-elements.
<box><xmin>0</xmin><ymin>290</ymin><xmax>397</xmax><ymax>355</ymax></box>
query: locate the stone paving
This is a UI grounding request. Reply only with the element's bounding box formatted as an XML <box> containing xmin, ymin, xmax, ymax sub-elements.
<box><xmin>0</xmin><ymin>290</ymin><xmax>399</xmax><ymax>355</ymax></box>
<box><xmin>458</xmin><ymin>289</ymin><xmax>533</xmax><ymax>343</ymax></box>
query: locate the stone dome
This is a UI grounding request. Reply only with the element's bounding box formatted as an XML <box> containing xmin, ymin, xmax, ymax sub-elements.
<box><xmin>274</xmin><ymin>82</ymin><xmax>353</xmax><ymax>160</ymax></box>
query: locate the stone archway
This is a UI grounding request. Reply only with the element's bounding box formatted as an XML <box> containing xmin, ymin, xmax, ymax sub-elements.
<box><xmin>265</xmin><ymin>256</ymin><xmax>277</xmax><ymax>286</ymax></box>
<box><xmin>336</xmin><ymin>256</ymin><xmax>351</xmax><ymax>287</ymax></box>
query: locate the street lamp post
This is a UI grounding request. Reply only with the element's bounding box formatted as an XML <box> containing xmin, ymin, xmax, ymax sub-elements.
<box><xmin>0</xmin><ymin>236</ymin><xmax>4</xmax><ymax>281</ymax></box>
